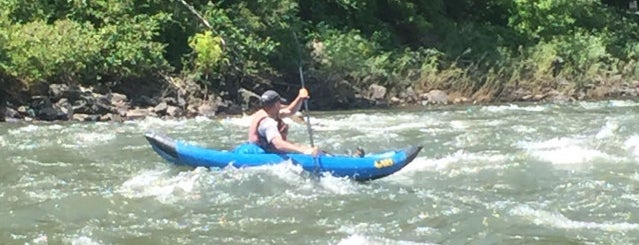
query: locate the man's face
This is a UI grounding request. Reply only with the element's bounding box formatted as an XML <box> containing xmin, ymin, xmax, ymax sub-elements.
<box><xmin>266</xmin><ymin>101</ymin><xmax>281</xmax><ymax>116</ymax></box>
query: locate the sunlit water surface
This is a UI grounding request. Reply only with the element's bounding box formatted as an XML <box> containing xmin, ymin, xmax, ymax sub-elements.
<box><xmin>3</xmin><ymin>101</ymin><xmax>639</xmax><ymax>244</ymax></box>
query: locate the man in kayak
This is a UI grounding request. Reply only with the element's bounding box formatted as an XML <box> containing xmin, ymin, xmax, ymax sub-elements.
<box><xmin>234</xmin><ymin>89</ymin><xmax>320</xmax><ymax>156</ymax></box>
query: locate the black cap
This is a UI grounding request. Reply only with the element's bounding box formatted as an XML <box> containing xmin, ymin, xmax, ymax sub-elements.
<box><xmin>260</xmin><ymin>90</ymin><xmax>287</xmax><ymax>106</ymax></box>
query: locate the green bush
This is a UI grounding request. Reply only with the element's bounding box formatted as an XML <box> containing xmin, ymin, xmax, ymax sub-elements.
<box><xmin>311</xmin><ymin>27</ymin><xmax>382</xmax><ymax>85</ymax></box>
<box><xmin>95</xmin><ymin>13</ymin><xmax>170</xmax><ymax>79</ymax></box>
<box><xmin>1</xmin><ymin>19</ymin><xmax>101</xmax><ymax>86</ymax></box>
<box><xmin>188</xmin><ymin>30</ymin><xmax>225</xmax><ymax>75</ymax></box>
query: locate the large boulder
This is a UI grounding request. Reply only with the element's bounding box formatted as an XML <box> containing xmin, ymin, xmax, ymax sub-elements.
<box><xmin>198</xmin><ymin>103</ymin><xmax>216</xmax><ymax>117</ymax></box>
<box><xmin>49</xmin><ymin>84</ymin><xmax>82</xmax><ymax>102</ymax></box>
<box><xmin>368</xmin><ymin>84</ymin><xmax>387</xmax><ymax>101</ymax></box>
<box><xmin>166</xmin><ymin>106</ymin><xmax>183</xmax><ymax>117</ymax></box>
<box><xmin>154</xmin><ymin>102</ymin><xmax>168</xmax><ymax>114</ymax></box>
<box><xmin>423</xmin><ymin>90</ymin><xmax>448</xmax><ymax>105</ymax></box>
<box><xmin>31</xmin><ymin>96</ymin><xmax>68</xmax><ymax>121</ymax></box>
<box><xmin>126</xmin><ymin>108</ymin><xmax>150</xmax><ymax>120</ymax></box>
<box><xmin>109</xmin><ymin>92</ymin><xmax>128</xmax><ymax>104</ymax></box>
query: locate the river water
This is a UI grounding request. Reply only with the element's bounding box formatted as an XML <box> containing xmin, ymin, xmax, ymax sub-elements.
<box><xmin>3</xmin><ymin>101</ymin><xmax>639</xmax><ymax>244</ymax></box>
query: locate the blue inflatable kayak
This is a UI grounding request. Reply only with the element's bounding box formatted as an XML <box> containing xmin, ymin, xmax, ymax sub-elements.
<box><xmin>145</xmin><ymin>132</ymin><xmax>422</xmax><ymax>181</ymax></box>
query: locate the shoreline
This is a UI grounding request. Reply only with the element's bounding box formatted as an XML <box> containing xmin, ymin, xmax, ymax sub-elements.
<box><xmin>2</xmin><ymin>93</ymin><xmax>638</xmax><ymax>124</ymax></box>
<box><xmin>2</xmin><ymin>78</ymin><xmax>638</xmax><ymax>123</ymax></box>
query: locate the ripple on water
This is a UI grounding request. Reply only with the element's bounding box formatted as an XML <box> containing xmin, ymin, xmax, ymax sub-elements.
<box><xmin>516</xmin><ymin>137</ymin><xmax>615</xmax><ymax>165</ymax></box>
<box><xmin>63</xmin><ymin>132</ymin><xmax>117</xmax><ymax>149</ymax></box>
<box><xmin>624</xmin><ymin>135</ymin><xmax>639</xmax><ymax>158</ymax></box>
<box><xmin>117</xmin><ymin>161</ymin><xmax>362</xmax><ymax>206</ymax></box>
<box><xmin>509</xmin><ymin>204</ymin><xmax>639</xmax><ymax>231</ymax></box>
<box><xmin>117</xmin><ymin>168</ymin><xmax>207</xmax><ymax>204</ymax></box>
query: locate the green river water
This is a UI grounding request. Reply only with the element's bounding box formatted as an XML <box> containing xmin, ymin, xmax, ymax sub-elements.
<box><xmin>3</xmin><ymin>101</ymin><xmax>639</xmax><ymax>244</ymax></box>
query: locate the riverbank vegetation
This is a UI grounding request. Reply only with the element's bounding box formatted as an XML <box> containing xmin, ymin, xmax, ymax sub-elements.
<box><xmin>1</xmin><ymin>0</ymin><xmax>639</xmax><ymax>118</ymax></box>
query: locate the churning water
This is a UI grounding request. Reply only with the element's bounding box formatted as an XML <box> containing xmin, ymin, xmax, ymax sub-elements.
<box><xmin>3</xmin><ymin>101</ymin><xmax>639</xmax><ymax>244</ymax></box>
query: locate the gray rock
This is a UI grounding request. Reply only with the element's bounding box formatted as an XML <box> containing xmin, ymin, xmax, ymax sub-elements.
<box><xmin>55</xmin><ymin>98</ymin><xmax>73</xmax><ymax>120</ymax></box>
<box><xmin>126</xmin><ymin>108</ymin><xmax>150</xmax><ymax>120</ymax></box>
<box><xmin>390</xmin><ymin>97</ymin><xmax>402</xmax><ymax>105</ymax></box>
<box><xmin>113</xmin><ymin>101</ymin><xmax>129</xmax><ymax>117</ymax></box>
<box><xmin>32</xmin><ymin>97</ymin><xmax>66</xmax><ymax>121</ymax></box>
<box><xmin>502</xmin><ymin>87</ymin><xmax>532</xmax><ymax>101</ymax></box>
<box><xmin>163</xmin><ymin>97</ymin><xmax>177</xmax><ymax>106</ymax></box>
<box><xmin>198</xmin><ymin>104</ymin><xmax>216</xmax><ymax>117</ymax></box>
<box><xmin>532</xmin><ymin>94</ymin><xmax>546</xmax><ymax>101</ymax></box>
<box><xmin>405</xmin><ymin>86</ymin><xmax>419</xmax><ymax>103</ymax></box>
<box><xmin>154</xmin><ymin>102</ymin><xmax>168</xmax><ymax>113</ymax></box>
<box><xmin>426</xmin><ymin>90</ymin><xmax>448</xmax><ymax>104</ymax></box>
<box><xmin>110</xmin><ymin>93</ymin><xmax>127</xmax><ymax>104</ymax></box>
<box><xmin>166</xmin><ymin>106</ymin><xmax>183</xmax><ymax>117</ymax></box>
<box><xmin>368</xmin><ymin>84</ymin><xmax>387</xmax><ymax>100</ymax></box>
<box><xmin>186</xmin><ymin>104</ymin><xmax>199</xmax><ymax>117</ymax></box>
<box><xmin>548</xmin><ymin>93</ymin><xmax>573</xmax><ymax>103</ymax></box>
<box><xmin>72</xmin><ymin>113</ymin><xmax>91</xmax><ymax>121</ymax></box>
<box><xmin>37</xmin><ymin>106</ymin><xmax>63</xmax><ymax>121</ymax></box>
<box><xmin>49</xmin><ymin>83</ymin><xmax>82</xmax><ymax>102</ymax></box>
<box><xmin>5</xmin><ymin>107</ymin><xmax>21</xmax><ymax>119</ymax></box>
<box><xmin>134</xmin><ymin>95</ymin><xmax>157</xmax><ymax>107</ymax></box>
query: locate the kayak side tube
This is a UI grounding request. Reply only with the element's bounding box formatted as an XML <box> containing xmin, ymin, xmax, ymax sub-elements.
<box><xmin>145</xmin><ymin>132</ymin><xmax>423</xmax><ymax>181</ymax></box>
<box><xmin>287</xmin><ymin>145</ymin><xmax>422</xmax><ymax>181</ymax></box>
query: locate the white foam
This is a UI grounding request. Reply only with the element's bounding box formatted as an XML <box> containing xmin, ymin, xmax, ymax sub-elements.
<box><xmin>247</xmin><ymin>159</ymin><xmax>307</xmax><ymax>182</ymax></box>
<box><xmin>595</xmin><ymin>120</ymin><xmax>619</xmax><ymax>139</ymax></box>
<box><xmin>219</xmin><ymin>115</ymin><xmax>251</xmax><ymax>127</ymax></box>
<box><xmin>311</xmin><ymin>113</ymin><xmax>424</xmax><ymax>132</ymax></box>
<box><xmin>133</xmin><ymin>116</ymin><xmax>188</xmax><ymax>131</ymax></box>
<box><xmin>66</xmin><ymin>235</ymin><xmax>102</xmax><ymax>245</ymax></box>
<box><xmin>248</xmin><ymin>161</ymin><xmax>361</xmax><ymax>195</ymax></box>
<box><xmin>73</xmin><ymin>132</ymin><xmax>116</xmax><ymax>146</ymax></box>
<box><xmin>402</xmin><ymin>150</ymin><xmax>508</xmax><ymax>172</ymax></box>
<box><xmin>30</xmin><ymin>234</ymin><xmax>48</xmax><ymax>244</ymax></box>
<box><xmin>624</xmin><ymin>135</ymin><xmax>639</xmax><ymax>157</ymax></box>
<box><xmin>336</xmin><ymin>234</ymin><xmax>371</xmax><ymax>245</ymax></box>
<box><xmin>336</xmin><ymin>234</ymin><xmax>434</xmax><ymax>245</ymax></box>
<box><xmin>8</xmin><ymin>124</ymin><xmax>41</xmax><ymax>135</ymax></box>
<box><xmin>387</xmin><ymin>151</ymin><xmax>510</xmax><ymax>184</ymax></box>
<box><xmin>510</xmin><ymin>125</ymin><xmax>537</xmax><ymax>134</ymax></box>
<box><xmin>532</xmin><ymin>146</ymin><xmax>609</xmax><ymax>165</ymax></box>
<box><xmin>510</xmin><ymin>204</ymin><xmax>639</xmax><ymax>231</ymax></box>
<box><xmin>117</xmin><ymin>168</ymin><xmax>206</xmax><ymax>204</ymax></box>
<box><xmin>480</xmin><ymin>104</ymin><xmax>546</xmax><ymax>113</ymax></box>
<box><xmin>606</xmin><ymin>100</ymin><xmax>639</xmax><ymax>108</ymax></box>
<box><xmin>448</xmin><ymin>120</ymin><xmax>468</xmax><ymax>130</ymax></box>
<box><xmin>577</xmin><ymin>100</ymin><xmax>639</xmax><ymax>110</ymax></box>
<box><xmin>317</xmin><ymin>173</ymin><xmax>359</xmax><ymax>195</ymax></box>
<box><xmin>517</xmin><ymin>137</ymin><xmax>610</xmax><ymax>165</ymax></box>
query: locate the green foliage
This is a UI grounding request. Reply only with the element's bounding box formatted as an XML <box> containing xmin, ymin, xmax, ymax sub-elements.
<box><xmin>313</xmin><ymin>28</ymin><xmax>380</xmax><ymax>76</ymax></box>
<box><xmin>95</xmin><ymin>13</ymin><xmax>170</xmax><ymax>78</ymax></box>
<box><xmin>1</xmin><ymin>0</ymin><xmax>639</xmax><ymax>103</ymax></box>
<box><xmin>188</xmin><ymin>31</ymin><xmax>225</xmax><ymax>74</ymax></box>
<box><xmin>1</xmin><ymin>19</ymin><xmax>100</xmax><ymax>86</ymax></box>
<box><xmin>0</xmin><ymin>0</ymin><xmax>170</xmax><ymax>87</ymax></box>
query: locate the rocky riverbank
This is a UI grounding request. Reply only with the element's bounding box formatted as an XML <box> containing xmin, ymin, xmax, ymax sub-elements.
<box><xmin>2</xmin><ymin>78</ymin><xmax>639</xmax><ymax>122</ymax></box>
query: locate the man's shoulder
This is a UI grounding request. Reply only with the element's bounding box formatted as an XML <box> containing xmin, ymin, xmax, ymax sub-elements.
<box><xmin>258</xmin><ymin>117</ymin><xmax>277</xmax><ymax>127</ymax></box>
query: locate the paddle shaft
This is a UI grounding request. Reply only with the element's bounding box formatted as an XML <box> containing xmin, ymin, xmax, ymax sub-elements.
<box><xmin>293</xmin><ymin>33</ymin><xmax>315</xmax><ymax>147</ymax></box>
